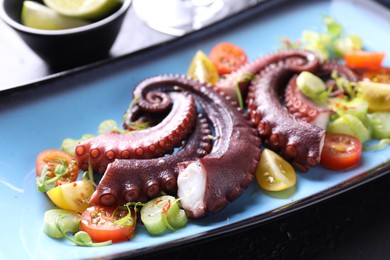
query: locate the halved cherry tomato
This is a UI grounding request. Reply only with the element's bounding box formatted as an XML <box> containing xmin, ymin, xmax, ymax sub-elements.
<box><xmin>343</xmin><ymin>50</ymin><xmax>385</xmax><ymax>71</ymax></box>
<box><xmin>36</xmin><ymin>149</ymin><xmax>78</xmax><ymax>186</ymax></box>
<box><xmin>362</xmin><ymin>67</ymin><xmax>390</xmax><ymax>83</ymax></box>
<box><xmin>321</xmin><ymin>133</ymin><xmax>362</xmax><ymax>171</ymax></box>
<box><xmin>187</xmin><ymin>50</ymin><xmax>219</xmax><ymax>84</ymax></box>
<box><xmin>80</xmin><ymin>206</ymin><xmax>136</xmax><ymax>243</ymax></box>
<box><xmin>255</xmin><ymin>148</ymin><xmax>296</xmax><ymax>191</ymax></box>
<box><xmin>46</xmin><ymin>178</ymin><xmax>94</xmax><ymax>213</ymax></box>
<box><xmin>209</xmin><ymin>42</ymin><xmax>248</xmax><ymax>75</ymax></box>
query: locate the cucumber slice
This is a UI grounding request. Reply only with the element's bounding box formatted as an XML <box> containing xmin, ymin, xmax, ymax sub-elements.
<box><xmin>167</xmin><ymin>209</ymin><xmax>188</xmax><ymax>229</ymax></box>
<box><xmin>359</xmin><ymin>81</ymin><xmax>390</xmax><ymax>112</ymax></box>
<box><xmin>296</xmin><ymin>71</ymin><xmax>328</xmax><ymax>105</ymax></box>
<box><xmin>327</xmin><ymin>114</ymin><xmax>371</xmax><ymax>143</ymax></box>
<box><xmin>368</xmin><ymin>112</ymin><xmax>390</xmax><ymax>139</ymax></box>
<box><xmin>43</xmin><ymin>209</ymin><xmax>80</xmax><ymax>238</ymax></box>
<box><xmin>332</xmin><ymin>98</ymin><xmax>372</xmax><ymax>132</ymax></box>
<box><xmin>140</xmin><ymin>195</ymin><xmax>187</xmax><ymax>235</ymax></box>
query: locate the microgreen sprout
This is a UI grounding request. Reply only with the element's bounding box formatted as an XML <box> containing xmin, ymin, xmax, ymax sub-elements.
<box><xmin>55</xmin><ymin>214</ymin><xmax>112</xmax><ymax>247</ymax></box>
<box><xmin>111</xmin><ymin>202</ymin><xmax>143</xmax><ymax>228</ymax></box>
<box><xmin>36</xmin><ymin>159</ymin><xmax>70</xmax><ymax>192</ymax></box>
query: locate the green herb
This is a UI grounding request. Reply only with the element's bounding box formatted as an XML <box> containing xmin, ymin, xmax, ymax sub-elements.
<box><xmin>55</xmin><ymin>215</ymin><xmax>112</xmax><ymax>247</ymax></box>
<box><xmin>36</xmin><ymin>159</ymin><xmax>70</xmax><ymax>192</ymax></box>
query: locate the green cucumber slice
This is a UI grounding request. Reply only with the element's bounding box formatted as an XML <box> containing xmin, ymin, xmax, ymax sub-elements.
<box><xmin>297</xmin><ymin>71</ymin><xmax>328</xmax><ymax>105</ymax></box>
<box><xmin>140</xmin><ymin>195</ymin><xmax>187</xmax><ymax>235</ymax></box>
<box><xmin>327</xmin><ymin>114</ymin><xmax>371</xmax><ymax>143</ymax></box>
<box><xmin>368</xmin><ymin>112</ymin><xmax>390</xmax><ymax>139</ymax></box>
<box><xmin>43</xmin><ymin>209</ymin><xmax>80</xmax><ymax>238</ymax></box>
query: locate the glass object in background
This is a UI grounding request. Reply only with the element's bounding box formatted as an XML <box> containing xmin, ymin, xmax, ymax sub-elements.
<box><xmin>133</xmin><ymin>0</ymin><xmax>228</xmax><ymax>36</ymax></box>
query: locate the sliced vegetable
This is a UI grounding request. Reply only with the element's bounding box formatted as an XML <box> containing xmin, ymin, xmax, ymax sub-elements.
<box><xmin>296</xmin><ymin>71</ymin><xmax>329</xmax><ymax>105</ymax></box>
<box><xmin>327</xmin><ymin>114</ymin><xmax>370</xmax><ymax>143</ymax></box>
<box><xmin>43</xmin><ymin>209</ymin><xmax>80</xmax><ymax>239</ymax></box>
<box><xmin>321</xmin><ymin>133</ymin><xmax>362</xmax><ymax>170</ymax></box>
<box><xmin>140</xmin><ymin>195</ymin><xmax>187</xmax><ymax>235</ymax></box>
<box><xmin>331</xmin><ymin>98</ymin><xmax>369</xmax><ymax>123</ymax></box>
<box><xmin>344</xmin><ymin>51</ymin><xmax>385</xmax><ymax>70</ymax></box>
<box><xmin>46</xmin><ymin>174</ymin><xmax>94</xmax><ymax>213</ymax></box>
<box><xmin>255</xmin><ymin>148</ymin><xmax>296</xmax><ymax>191</ymax></box>
<box><xmin>359</xmin><ymin>81</ymin><xmax>390</xmax><ymax>112</ymax></box>
<box><xmin>80</xmin><ymin>205</ymin><xmax>136</xmax><ymax>243</ymax></box>
<box><xmin>43</xmin><ymin>208</ymin><xmax>111</xmax><ymax>246</ymax></box>
<box><xmin>187</xmin><ymin>50</ymin><xmax>219</xmax><ymax>84</ymax></box>
<box><xmin>209</xmin><ymin>42</ymin><xmax>248</xmax><ymax>75</ymax></box>
<box><xmin>368</xmin><ymin>112</ymin><xmax>390</xmax><ymax>139</ymax></box>
<box><xmin>36</xmin><ymin>149</ymin><xmax>79</xmax><ymax>192</ymax></box>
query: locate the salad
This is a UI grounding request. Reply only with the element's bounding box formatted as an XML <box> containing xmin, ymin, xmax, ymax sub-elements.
<box><xmin>34</xmin><ymin>16</ymin><xmax>389</xmax><ymax>247</ymax></box>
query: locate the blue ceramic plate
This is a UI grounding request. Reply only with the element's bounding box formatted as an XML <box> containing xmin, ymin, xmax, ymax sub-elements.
<box><xmin>1</xmin><ymin>0</ymin><xmax>389</xmax><ymax>259</ymax></box>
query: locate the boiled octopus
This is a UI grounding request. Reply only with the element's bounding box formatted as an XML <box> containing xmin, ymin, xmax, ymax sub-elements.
<box><xmin>89</xmin><ymin>74</ymin><xmax>261</xmax><ymax>218</ymax></box>
<box><xmin>89</xmin><ymin>113</ymin><xmax>212</xmax><ymax>206</ymax></box>
<box><xmin>74</xmin><ymin>91</ymin><xmax>197</xmax><ymax>173</ymax></box>
<box><xmin>218</xmin><ymin>49</ymin><xmax>358</xmax><ymax>172</ymax></box>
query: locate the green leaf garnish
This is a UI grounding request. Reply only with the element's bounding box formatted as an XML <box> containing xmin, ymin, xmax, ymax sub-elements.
<box><xmin>36</xmin><ymin>159</ymin><xmax>70</xmax><ymax>192</ymax></box>
<box><xmin>55</xmin><ymin>214</ymin><xmax>112</xmax><ymax>247</ymax></box>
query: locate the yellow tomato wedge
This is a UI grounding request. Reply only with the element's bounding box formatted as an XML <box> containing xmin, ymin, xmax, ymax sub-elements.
<box><xmin>47</xmin><ymin>178</ymin><xmax>94</xmax><ymax>213</ymax></box>
<box><xmin>255</xmin><ymin>149</ymin><xmax>296</xmax><ymax>191</ymax></box>
<box><xmin>187</xmin><ymin>50</ymin><xmax>219</xmax><ymax>84</ymax></box>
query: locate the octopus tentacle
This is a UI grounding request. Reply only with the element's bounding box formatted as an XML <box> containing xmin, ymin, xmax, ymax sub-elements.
<box><xmin>130</xmin><ymin>74</ymin><xmax>262</xmax><ymax>218</ymax></box>
<box><xmin>247</xmin><ymin>62</ymin><xmax>325</xmax><ymax>173</ymax></box>
<box><xmin>216</xmin><ymin>49</ymin><xmax>320</xmax><ymax>102</ymax></box>
<box><xmin>89</xmin><ymin>114</ymin><xmax>212</xmax><ymax>206</ymax></box>
<box><xmin>74</xmin><ymin>92</ymin><xmax>197</xmax><ymax>173</ymax></box>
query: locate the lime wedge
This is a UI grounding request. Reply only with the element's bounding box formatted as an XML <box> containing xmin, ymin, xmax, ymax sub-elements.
<box><xmin>21</xmin><ymin>1</ymin><xmax>90</xmax><ymax>30</ymax></box>
<box><xmin>43</xmin><ymin>0</ymin><xmax>122</xmax><ymax>20</ymax></box>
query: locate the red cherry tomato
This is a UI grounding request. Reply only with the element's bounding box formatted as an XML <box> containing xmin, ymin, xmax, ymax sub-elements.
<box><xmin>80</xmin><ymin>206</ymin><xmax>136</xmax><ymax>243</ymax></box>
<box><xmin>321</xmin><ymin>133</ymin><xmax>363</xmax><ymax>171</ymax></box>
<box><xmin>209</xmin><ymin>42</ymin><xmax>248</xmax><ymax>75</ymax></box>
<box><xmin>36</xmin><ymin>149</ymin><xmax>78</xmax><ymax>186</ymax></box>
<box><xmin>343</xmin><ymin>50</ymin><xmax>385</xmax><ymax>71</ymax></box>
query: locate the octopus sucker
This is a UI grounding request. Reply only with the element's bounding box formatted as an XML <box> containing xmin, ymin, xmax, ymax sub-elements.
<box><xmin>247</xmin><ymin>62</ymin><xmax>325</xmax><ymax>172</ymax></box>
<box><xmin>74</xmin><ymin>92</ymin><xmax>197</xmax><ymax>173</ymax></box>
<box><xmin>216</xmin><ymin>49</ymin><xmax>319</xmax><ymax>102</ymax></box>
<box><xmin>122</xmin><ymin>74</ymin><xmax>261</xmax><ymax>218</ymax></box>
<box><xmin>89</xmin><ymin>114</ymin><xmax>212</xmax><ymax>206</ymax></box>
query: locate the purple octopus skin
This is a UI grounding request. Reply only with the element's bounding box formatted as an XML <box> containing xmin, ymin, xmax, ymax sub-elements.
<box><xmin>131</xmin><ymin>74</ymin><xmax>262</xmax><ymax>218</ymax></box>
<box><xmin>216</xmin><ymin>49</ymin><xmax>320</xmax><ymax>102</ymax></box>
<box><xmin>89</xmin><ymin>114</ymin><xmax>212</xmax><ymax>206</ymax></box>
<box><xmin>247</xmin><ymin>61</ymin><xmax>326</xmax><ymax>173</ymax></box>
<box><xmin>285</xmin><ymin>62</ymin><xmax>359</xmax><ymax>129</ymax></box>
<box><xmin>74</xmin><ymin>92</ymin><xmax>197</xmax><ymax>173</ymax></box>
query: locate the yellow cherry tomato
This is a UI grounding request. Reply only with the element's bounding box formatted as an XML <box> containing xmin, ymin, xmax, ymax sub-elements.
<box><xmin>187</xmin><ymin>50</ymin><xmax>219</xmax><ymax>84</ymax></box>
<box><xmin>47</xmin><ymin>178</ymin><xmax>94</xmax><ymax>213</ymax></box>
<box><xmin>255</xmin><ymin>149</ymin><xmax>296</xmax><ymax>191</ymax></box>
